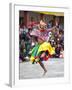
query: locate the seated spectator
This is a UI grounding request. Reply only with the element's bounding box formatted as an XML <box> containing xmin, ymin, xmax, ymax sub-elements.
<box><xmin>55</xmin><ymin>44</ymin><xmax>61</xmax><ymax>58</ymax></box>
<box><xmin>59</xmin><ymin>47</ymin><xmax>64</xmax><ymax>58</ymax></box>
<box><xmin>19</xmin><ymin>40</ymin><xmax>25</xmax><ymax>62</ymax></box>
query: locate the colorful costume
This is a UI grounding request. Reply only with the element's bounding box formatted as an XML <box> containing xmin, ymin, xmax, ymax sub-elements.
<box><xmin>30</xmin><ymin>42</ymin><xmax>55</xmax><ymax>64</ymax></box>
<box><xmin>30</xmin><ymin>20</ymin><xmax>55</xmax><ymax>64</ymax></box>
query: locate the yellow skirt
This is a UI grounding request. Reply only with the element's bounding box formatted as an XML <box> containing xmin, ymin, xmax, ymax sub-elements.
<box><xmin>30</xmin><ymin>42</ymin><xmax>55</xmax><ymax>63</ymax></box>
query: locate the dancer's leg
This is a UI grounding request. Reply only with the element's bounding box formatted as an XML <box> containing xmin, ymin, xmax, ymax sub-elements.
<box><xmin>38</xmin><ymin>61</ymin><xmax>47</xmax><ymax>75</ymax></box>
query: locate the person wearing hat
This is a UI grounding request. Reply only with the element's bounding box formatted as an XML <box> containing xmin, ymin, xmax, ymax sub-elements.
<box><xmin>30</xmin><ymin>20</ymin><xmax>55</xmax><ymax>76</ymax></box>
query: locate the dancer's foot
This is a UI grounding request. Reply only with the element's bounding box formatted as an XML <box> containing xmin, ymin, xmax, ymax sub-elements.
<box><xmin>43</xmin><ymin>70</ymin><xmax>47</xmax><ymax>76</ymax></box>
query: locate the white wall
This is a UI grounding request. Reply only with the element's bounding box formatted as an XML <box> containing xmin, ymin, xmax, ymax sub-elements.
<box><xmin>0</xmin><ymin>0</ymin><xmax>72</xmax><ymax>89</ymax></box>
